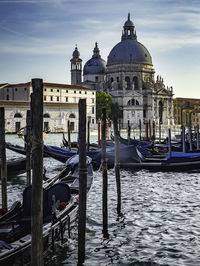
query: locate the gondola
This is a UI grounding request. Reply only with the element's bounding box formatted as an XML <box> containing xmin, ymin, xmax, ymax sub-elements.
<box><xmin>121</xmin><ymin>147</ymin><xmax>200</xmax><ymax>171</ymax></box>
<box><xmin>6</xmin><ymin>142</ymin><xmax>49</xmax><ymax>157</ymax></box>
<box><xmin>0</xmin><ymin>155</ymin><xmax>93</xmax><ymax>265</ymax></box>
<box><xmin>0</xmin><ymin>157</ymin><xmax>27</xmax><ymax>176</ymax></box>
<box><xmin>43</xmin><ymin>144</ymin><xmax>141</xmax><ymax>169</ymax></box>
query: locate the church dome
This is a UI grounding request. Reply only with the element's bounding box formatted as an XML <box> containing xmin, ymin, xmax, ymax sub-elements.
<box><xmin>107</xmin><ymin>39</ymin><xmax>152</xmax><ymax>65</ymax></box>
<box><xmin>83</xmin><ymin>42</ymin><xmax>106</xmax><ymax>75</ymax></box>
<box><xmin>107</xmin><ymin>13</ymin><xmax>152</xmax><ymax>66</ymax></box>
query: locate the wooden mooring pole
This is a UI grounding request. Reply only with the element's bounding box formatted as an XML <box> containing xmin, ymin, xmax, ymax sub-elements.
<box><xmin>182</xmin><ymin>125</ymin><xmax>186</xmax><ymax>153</ymax></box>
<box><xmin>168</xmin><ymin>128</ymin><xmax>172</xmax><ymax>158</ymax></box>
<box><xmin>139</xmin><ymin>119</ymin><xmax>141</xmax><ymax>141</ymax></box>
<box><xmin>31</xmin><ymin>79</ymin><xmax>44</xmax><ymax>266</ymax></box>
<box><xmin>0</xmin><ymin>107</ymin><xmax>7</xmax><ymax>211</ymax></box>
<box><xmin>159</xmin><ymin>120</ymin><xmax>161</xmax><ymax>143</ymax></box>
<box><xmin>113</xmin><ymin>116</ymin><xmax>121</xmax><ymax>215</ymax></box>
<box><xmin>188</xmin><ymin>126</ymin><xmax>193</xmax><ymax>151</ymax></box>
<box><xmin>87</xmin><ymin>116</ymin><xmax>90</xmax><ymax>152</ymax></box>
<box><xmin>102</xmin><ymin>108</ymin><xmax>108</xmax><ymax>237</ymax></box>
<box><xmin>26</xmin><ymin>110</ymin><xmax>32</xmax><ymax>186</ymax></box>
<box><xmin>196</xmin><ymin>125</ymin><xmax>199</xmax><ymax>150</ymax></box>
<box><xmin>68</xmin><ymin>120</ymin><xmax>71</xmax><ymax>150</ymax></box>
<box><xmin>78</xmin><ymin>99</ymin><xmax>87</xmax><ymax>265</ymax></box>
<box><xmin>127</xmin><ymin>120</ymin><xmax>131</xmax><ymax>145</ymax></box>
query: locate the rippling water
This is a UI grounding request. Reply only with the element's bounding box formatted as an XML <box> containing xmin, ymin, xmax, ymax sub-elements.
<box><xmin>1</xmin><ymin>134</ymin><xmax>200</xmax><ymax>265</ymax></box>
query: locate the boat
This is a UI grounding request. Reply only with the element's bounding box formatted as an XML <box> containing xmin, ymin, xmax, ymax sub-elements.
<box><xmin>6</xmin><ymin>142</ymin><xmax>49</xmax><ymax>157</ymax></box>
<box><xmin>43</xmin><ymin>144</ymin><xmax>141</xmax><ymax>169</ymax></box>
<box><xmin>0</xmin><ymin>157</ymin><xmax>27</xmax><ymax>176</ymax></box>
<box><xmin>0</xmin><ymin>155</ymin><xmax>93</xmax><ymax>264</ymax></box>
<box><xmin>121</xmin><ymin>147</ymin><xmax>200</xmax><ymax>171</ymax></box>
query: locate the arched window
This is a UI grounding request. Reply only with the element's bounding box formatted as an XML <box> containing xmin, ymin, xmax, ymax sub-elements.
<box><xmin>133</xmin><ymin>76</ymin><xmax>138</xmax><ymax>90</ymax></box>
<box><xmin>6</xmin><ymin>95</ymin><xmax>9</xmax><ymax>100</ymax></box>
<box><xmin>43</xmin><ymin>113</ymin><xmax>50</xmax><ymax>118</ymax></box>
<box><xmin>110</xmin><ymin>77</ymin><xmax>114</xmax><ymax>83</ymax></box>
<box><xmin>125</xmin><ymin>76</ymin><xmax>130</xmax><ymax>90</ymax></box>
<box><xmin>127</xmin><ymin>98</ymin><xmax>139</xmax><ymax>106</ymax></box>
<box><xmin>14</xmin><ymin>113</ymin><xmax>22</xmax><ymax>118</ymax></box>
<box><xmin>69</xmin><ymin>113</ymin><xmax>76</xmax><ymax>118</ymax></box>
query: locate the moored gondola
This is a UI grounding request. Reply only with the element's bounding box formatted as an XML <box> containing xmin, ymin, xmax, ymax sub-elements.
<box><xmin>0</xmin><ymin>155</ymin><xmax>93</xmax><ymax>264</ymax></box>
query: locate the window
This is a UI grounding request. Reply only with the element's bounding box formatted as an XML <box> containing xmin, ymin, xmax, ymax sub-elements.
<box><xmin>44</xmin><ymin>96</ymin><xmax>46</xmax><ymax>101</ymax></box>
<box><xmin>66</xmin><ymin>90</ymin><xmax>68</xmax><ymax>93</ymax></box>
<box><xmin>43</xmin><ymin>113</ymin><xmax>50</xmax><ymax>118</ymax></box>
<box><xmin>57</xmin><ymin>89</ymin><xmax>59</xmax><ymax>92</ymax></box>
<box><xmin>92</xmin><ymin>99</ymin><xmax>94</xmax><ymax>103</ymax></box>
<box><xmin>69</xmin><ymin>113</ymin><xmax>76</xmax><ymax>118</ymax></box>
<box><xmin>117</xmin><ymin>77</ymin><xmax>119</xmax><ymax>82</ymax></box>
<box><xmin>44</xmin><ymin>88</ymin><xmax>47</xmax><ymax>91</ymax></box>
<box><xmin>74</xmin><ymin>91</ymin><xmax>76</xmax><ymax>94</ymax></box>
<box><xmin>15</xmin><ymin>88</ymin><xmax>18</xmax><ymax>91</ymax></box>
<box><xmin>7</xmin><ymin>88</ymin><xmax>9</xmax><ymax>92</ymax></box>
<box><xmin>57</xmin><ymin>97</ymin><xmax>59</xmax><ymax>101</ymax></box>
<box><xmin>66</xmin><ymin>97</ymin><xmax>68</xmax><ymax>102</ymax></box>
<box><xmin>92</xmin><ymin>119</ymin><xmax>94</xmax><ymax>124</ymax></box>
<box><xmin>51</xmin><ymin>89</ymin><xmax>53</xmax><ymax>92</ymax></box>
<box><xmin>14</xmin><ymin>113</ymin><xmax>22</xmax><ymax>118</ymax></box>
<box><xmin>125</xmin><ymin>76</ymin><xmax>131</xmax><ymax>90</ymax></box>
<box><xmin>95</xmin><ymin>76</ymin><xmax>98</xmax><ymax>82</ymax></box>
<box><xmin>24</xmin><ymin>88</ymin><xmax>27</xmax><ymax>91</ymax></box>
<box><xmin>6</xmin><ymin>95</ymin><xmax>9</xmax><ymax>100</ymax></box>
<box><xmin>92</xmin><ymin>107</ymin><xmax>94</xmax><ymax>114</ymax></box>
<box><xmin>79</xmin><ymin>91</ymin><xmax>81</xmax><ymax>94</ymax></box>
<box><xmin>50</xmin><ymin>96</ymin><xmax>53</xmax><ymax>101</ymax></box>
<box><xmin>111</xmin><ymin>77</ymin><xmax>114</xmax><ymax>83</ymax></box>
<box><xmin>127</xmin><ymin>98</ymin><xmax>139</xmax><ymax>106</ymax></box>
<box><xmin>85</xmin><ymin>91</ymin><xmax>87</xmax><ymax>94</ymax></box>
<box><xmin>92</xmin><ymin>92</ymin><xmax>94</xmax><ymax>95</ymax></box>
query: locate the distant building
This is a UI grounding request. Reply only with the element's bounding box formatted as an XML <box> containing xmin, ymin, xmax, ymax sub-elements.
<box><xmin>0</xmin><ymin>82</ymin><xmax>96</xmax><ymax>133</ymax></box>
<box><xmin>173</xmin><ymin>97</ymin><xmax>200</xmax><ymax>127</ymax></box>
<box><xmin>71</xmin><ymin>13</ymin><xmax>174</xmax><ymax>128</ymax></box>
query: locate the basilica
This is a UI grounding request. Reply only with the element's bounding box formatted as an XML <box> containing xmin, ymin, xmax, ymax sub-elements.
<box><xmin>70</xmin><ymin>13</ymin><xmax>174</xmax><ymax>128</ymax></box>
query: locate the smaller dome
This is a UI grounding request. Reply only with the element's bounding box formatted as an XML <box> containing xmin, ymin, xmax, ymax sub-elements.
<box><xmin>83</xmin><ymin>43</ymin><xmax>106</xmax><ymax>75</ymax></box>
<box><xmin>83</xmin><ymin>58</ymin><xmax>106</xmax><ymax>75</ymax></box>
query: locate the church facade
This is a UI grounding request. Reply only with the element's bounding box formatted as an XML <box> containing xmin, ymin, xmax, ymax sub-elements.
<box><xmin>71</xmin><ymin>13</ymin><xmax>174</xmax><ymax>128</ymax></box>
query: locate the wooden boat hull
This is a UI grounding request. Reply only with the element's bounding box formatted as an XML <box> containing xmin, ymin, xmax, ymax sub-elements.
<box><xmin>0</xmin><ymin>155</ymin><xmax>93</xmax><ymax>264</ymax></box>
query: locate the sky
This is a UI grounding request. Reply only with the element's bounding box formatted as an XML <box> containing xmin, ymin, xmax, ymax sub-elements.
<box><xmin>0</xmin><ymin>0</ymin><xmax>200</xmax><ymax>98</ymax></box>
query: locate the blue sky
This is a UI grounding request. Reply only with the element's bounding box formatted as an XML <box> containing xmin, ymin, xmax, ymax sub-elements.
<box><xmin>0</xmin><ymin>0</ymin><xmax>200</xmax><ymax>98</ymax></box>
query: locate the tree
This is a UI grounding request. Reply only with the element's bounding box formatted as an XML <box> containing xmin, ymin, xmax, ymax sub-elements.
<box><xmin>96</xmin><ymin>91</ymin><xmax>112</xmax><ymax>120</ymax></box>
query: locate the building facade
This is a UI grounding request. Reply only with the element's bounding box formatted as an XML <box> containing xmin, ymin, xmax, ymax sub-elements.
<box><xmin>173</xmin><ymin>98</ymin><xmax>200</xmax><ymax>127</ymax></box>
<box><xmin>0</xmin><ymin>82</ymin><xmax>96</xmax><ymax>133</ymax></box>
<box><xmin>71</xmin><ymin>13</ymin><xmax>174</xmax><ymax>128</ymax></box>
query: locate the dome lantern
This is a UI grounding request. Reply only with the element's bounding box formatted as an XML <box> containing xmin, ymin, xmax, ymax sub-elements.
<box><xmin>122</xmin><ymin>13</ymin><xmax>137</xmax><ymax>41</ymax></box>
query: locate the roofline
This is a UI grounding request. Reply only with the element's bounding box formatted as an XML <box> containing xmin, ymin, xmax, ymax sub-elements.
<box><xmin>0</xmin><ymin>81</ymin><xmax>96</xmax><ymax>91</ymax></box>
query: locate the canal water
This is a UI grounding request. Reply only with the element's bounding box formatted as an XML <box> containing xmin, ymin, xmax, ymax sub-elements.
<box><xmin>1</xmin><ymin>133</ymin><xmax>200</xmax><ymax>265</ymax></box>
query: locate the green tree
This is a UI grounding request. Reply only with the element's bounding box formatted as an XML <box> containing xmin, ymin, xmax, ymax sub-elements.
<box><xmin>96</xmin><ymin>91</ymin><xmax>112</xmax><ymax>120</ymax></box>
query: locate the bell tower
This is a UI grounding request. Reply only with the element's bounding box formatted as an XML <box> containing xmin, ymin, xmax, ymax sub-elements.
<box><xmin>70</xmin><ymin>45</ymin><xmax>82</xmax><ymax>85</ymax></box>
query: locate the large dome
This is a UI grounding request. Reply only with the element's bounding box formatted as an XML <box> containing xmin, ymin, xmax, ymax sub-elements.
<box><xmin>107</xmin><ymin>39</ymin><xmax>152</xmax><ymax>66</ymax></box>
<box><xmin>107</xmin><ymin>13</ymin><xmax>152</xmax><ymax>66</ymax></box>
<box><xmin>83</xmin><ymin>42</ymin><xmax>106</xmax><ymax>75</ymax></box>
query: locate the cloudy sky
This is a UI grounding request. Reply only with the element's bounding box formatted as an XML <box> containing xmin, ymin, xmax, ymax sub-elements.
<box><xmin>0</xmin><ymin>0</ymin><xmax>200</xmax><ymax>98</ymax></box>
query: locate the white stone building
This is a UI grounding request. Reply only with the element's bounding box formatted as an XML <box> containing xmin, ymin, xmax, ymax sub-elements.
<box><xmin>71</xmin><ymin>13</ymin><xmax>174</xmax><ymax>128</ymax></box>
<box><xmin>0</xmin><ymin>82</ymin><xmax>96</xmax><ymax>133</ymax></box>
